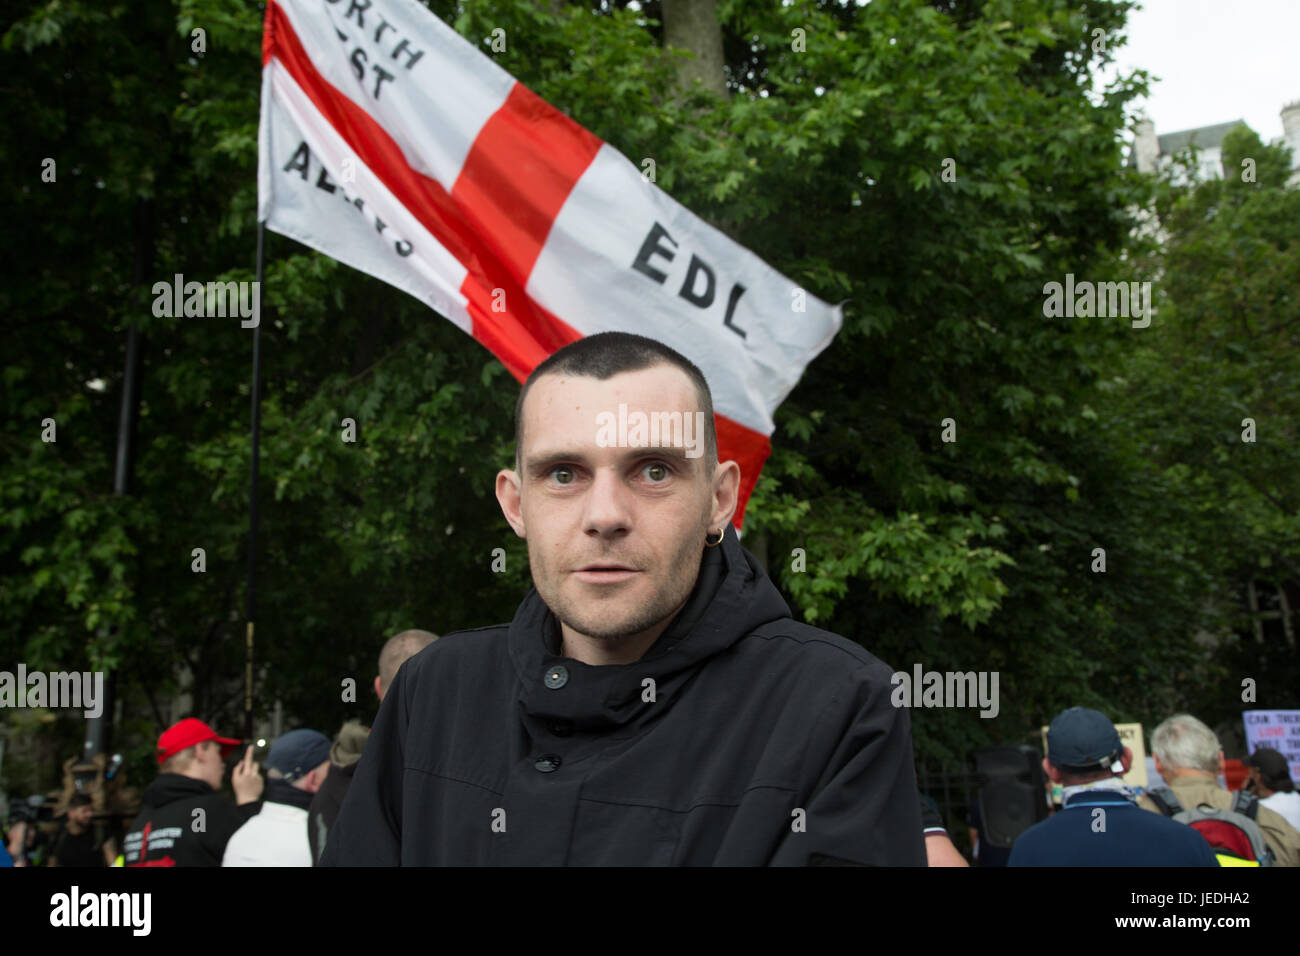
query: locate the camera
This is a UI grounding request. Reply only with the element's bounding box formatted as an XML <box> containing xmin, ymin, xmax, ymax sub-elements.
<box><xmin>7</xmin><ymin>794</ymin><xmax>52</xmax><ymax>825</ymax></box>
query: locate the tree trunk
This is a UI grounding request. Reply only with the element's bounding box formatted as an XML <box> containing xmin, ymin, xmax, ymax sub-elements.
<box><xmin>662</xmin><ymin>0</ymin><xmax>727</xmax><ymax>97</ymax></box>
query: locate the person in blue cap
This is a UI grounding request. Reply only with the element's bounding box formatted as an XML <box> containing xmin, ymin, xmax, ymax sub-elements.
<box><xmin>1008</xmin><ymin>707</ymin><xmax>1218</xmax><ymax>866</ymax></box>
<box><xmin>223</xmin><ymin>729</ymin><xmax>332</xmax><ymax>867</ymax></box>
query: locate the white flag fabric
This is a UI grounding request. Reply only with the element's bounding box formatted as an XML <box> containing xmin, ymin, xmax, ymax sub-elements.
<box><xmin>258</xmin><ymin>0</ymin><xmax>842</xmax><ymax>524</ymax></box>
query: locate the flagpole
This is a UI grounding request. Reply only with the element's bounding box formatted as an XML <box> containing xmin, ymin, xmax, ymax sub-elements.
<box><xmin>244</xmin><ymin>220</ymin><xmax>266</xmax><ymax>745</ymax></box>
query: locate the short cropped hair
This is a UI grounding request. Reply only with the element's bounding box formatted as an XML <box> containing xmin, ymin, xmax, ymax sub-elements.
<box><xmin>378</xmin><ymin>629</ymin><xmax>439</xmax><ymax>694</ymax></box>
<box><xmin>513</xmin><ymin>332</ymin><xmax>718</xmax><ymax>470</ymax></box>
<box><xmin>160</xmin><ymin>743</ymin><xmax>199</xmax><ymax>774</ymax></box>
<box><xmin>1151</xmin><ymin>714</ymin><xmax>1220</xmax><ymax>774</ymax></box>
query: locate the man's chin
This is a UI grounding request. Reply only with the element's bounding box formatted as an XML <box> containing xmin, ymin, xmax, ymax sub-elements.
<box><xmin>552</xmin><ymin>594</ymin><xmax>666</xmax><ymax>643</ymax></box>
<box><xmin>559</xmin><ymin>613</ymin><xmax>660</xmax><ymax>643</ymax></box>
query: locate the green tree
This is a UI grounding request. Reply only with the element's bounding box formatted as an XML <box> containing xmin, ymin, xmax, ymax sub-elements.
<box><xmin>2</xmin><ymin>0</ymin><xmax>1263</xmax><ymax>789</ymax></box>
<box><xmin>1113</xmin><ymin>124</ymin><xmax>1300</xmax><ymax>730</ymax></box>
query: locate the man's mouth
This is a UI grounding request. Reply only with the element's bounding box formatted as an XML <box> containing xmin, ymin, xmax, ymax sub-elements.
<box><xmin>572</xmin><ymin>564</ymin><xmax>640</xmax><ymax>584</ymax></box>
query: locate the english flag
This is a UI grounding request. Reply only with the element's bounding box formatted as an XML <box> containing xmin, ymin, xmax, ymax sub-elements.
<box><xmin>257</xmin><ymin>0</ymin><xmax>842</xmax><ymax>525</ymax></box>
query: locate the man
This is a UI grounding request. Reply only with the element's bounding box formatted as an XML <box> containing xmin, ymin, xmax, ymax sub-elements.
<box><xmin>5</xmin><ymin>797</ymin><xmax>49</xmax><ymax>867</ymax></box>
<box><xmin>224</xmin><ymin>729</ymin><xmax>331</xmax><ymax>866</ymax></box>
<box><xmin>323</xmin><ymin>332</ymin><xmax>923</xmax><ymax>866</ymax></box>
<box><xmin>1244</xmin><ymin>747</ymin><xmax>1300</xmax><ymax>832</ymax></box>
<box><xmin>123</xmin><ymin>717</ymin><xmax>263</xmax><ymax>866</ymax></box>
<box><xmin>1009</xmin><ymin>707</ymin><xmax>1218</xmax><ymax>866</ymax></box>
<box><xmin>372</xmin><ymin>630</ymin><xmax>440</xmax><ymax>704</ymax></box>
<box><xmin>1138</xmin><ymin>714</ymin><xmax>1300</xmax><ymax>866</ymax></box>
<box><xmin>48</xmin><ymin>794</ymin><xmax>113</xmax><ymax>867</ymax></box>
<box><xmin>308</xmin><ymin>629</ymin><xmax>439</xmax><ymax>864</ymax></box>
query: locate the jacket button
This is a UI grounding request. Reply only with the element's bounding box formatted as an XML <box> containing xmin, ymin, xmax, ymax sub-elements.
<box><xmin>543</xmin><ymin>664</ymin><xmax>569</xmax><ymax>689</ymax></box>
<box><xmin>549</xmin><ymin>720</ymin><xmax>573</xmax><ymax>737</ymax></box>
<box><xmin>535</xmin><ymin>754</ymin><xmax>562</xmax><ymax>773</ymax></box>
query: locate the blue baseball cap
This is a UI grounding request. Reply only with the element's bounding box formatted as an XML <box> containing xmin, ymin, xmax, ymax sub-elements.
<box><xmin>1047</xmin><ymin>707</ymin><xmax>1123</xmax><ymax>771</ymax></box>
<box><xmin>266</xmin><ymin>729</ymin><xmax>331</xmax><ymax>782</ymax></box>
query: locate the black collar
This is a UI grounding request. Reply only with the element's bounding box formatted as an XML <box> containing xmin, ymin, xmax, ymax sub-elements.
<box><xmin>506</xmin><ymin>525</ymin><xmax>787</xmax><ymax>732</ymax></box>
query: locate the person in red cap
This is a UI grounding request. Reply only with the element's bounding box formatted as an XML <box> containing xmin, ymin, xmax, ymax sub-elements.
<box><xmin>121</xmin><ymin>718</ymin><xmax>264</xmax><ymax>866</ymax></box>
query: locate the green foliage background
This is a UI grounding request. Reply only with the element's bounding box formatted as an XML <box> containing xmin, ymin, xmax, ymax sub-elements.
<box><xmin>2</xmin><ymin>0</ymin><xmax>1296</xmax><ymax>793</ymax></box>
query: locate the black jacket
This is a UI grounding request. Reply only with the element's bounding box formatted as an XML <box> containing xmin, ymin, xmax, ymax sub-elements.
<box><xmin>123</xmin><ymin>774</ymin><xmax>260</xmax><ymax>866</ymax></box>
<box><xmin>308</xmin><ymin>762</ymin><xmax>356</xmax><ymax>865</ymax></box>
<box><xmin>309</xmin><ymin>719</ymin><xmax>369</xmax><ymax>864</ymax></box>
<box><xmin>322</xmin><ymin>527</ymin><xmax>924</xmax><ymax>866</ymax></box>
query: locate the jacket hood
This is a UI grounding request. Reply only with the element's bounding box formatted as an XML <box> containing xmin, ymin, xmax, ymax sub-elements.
<box><xmin>509</xmin><ymin>523</ymin><xmax>791</xmax><ymax>731</ymax></box>
<box><xmin>141</xmin><ymin>772</ymin><xmax>216</xmax><ymax>808</ymax></box>
<box><xmin>329</xmin><ymin>719</ymin><xmax>368</xmax><ymax>767</ymax></box>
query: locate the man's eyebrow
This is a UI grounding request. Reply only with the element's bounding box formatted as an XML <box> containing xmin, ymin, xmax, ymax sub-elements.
<box><xmin>524</xmin><ymin>451</ymin><xmax>590</xmax><ymax>476</ymax></box>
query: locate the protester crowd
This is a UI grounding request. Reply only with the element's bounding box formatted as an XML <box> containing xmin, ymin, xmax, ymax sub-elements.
<box><xmin>5</xmin><ymin>676</ymin><xmax>1295</xmax><ymax>867</ymax></box>
<box><xmin>1</xmin><ymin>630</ymin><xmax>436</xmax><ymax>868</ymax></box>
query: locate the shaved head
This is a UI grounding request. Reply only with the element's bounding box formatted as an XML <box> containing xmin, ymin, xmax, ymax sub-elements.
<box><xmin>378</xmin><ymin>629</ymin><xmax>439</xmax><ymax>695</ymax></box>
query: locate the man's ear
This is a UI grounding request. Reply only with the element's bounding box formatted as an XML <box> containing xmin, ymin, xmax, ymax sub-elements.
<box><xmin>1153</xmin><ymin>754</ymin><xmax>1169</xmax><ymax>782</ymax></box>
<box><xmin>1120</xmin><ymin>745</ymin><xmax>1133</xmax><ymax>774</ymax></box>
<box><xmin>373</xmin><ymin>675</ymin><xmax>383</xmax><ymax>702</ymax></box>
<box><xmin>1042</xmin><ymin>757</ymin><xmax>1062</xmax><ymax>784</ymax></box>
<box><xmin>708</xmin><ymin>460</ymin><xmax>741</xmax><ymax>533</ymax></box>
<box><xmin>496</xmin><ymin>468</ymin><xmax>526</xmax><ymax>538</ymax></box>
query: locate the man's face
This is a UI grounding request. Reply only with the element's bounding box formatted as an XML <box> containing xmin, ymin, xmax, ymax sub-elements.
<box><xmin>497</xmin><ymin>364</ymin><xmax>735</xmax><ymax>648</ymax></box>
<box><xmin>68</xmin><ymin>805</ymin><xmax>93</xmax><ymax>827</ymax></box>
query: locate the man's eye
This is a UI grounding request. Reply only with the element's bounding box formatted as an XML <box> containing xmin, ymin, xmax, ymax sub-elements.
<box><xmin>551</xmin><ymin>467</ymin><xmax>575</xmax><ymax>484</ymax></box>
<box><xmin>644</xmin><ymin>462</ymin><xmax>670</xmax><ymax>482</ymax></box>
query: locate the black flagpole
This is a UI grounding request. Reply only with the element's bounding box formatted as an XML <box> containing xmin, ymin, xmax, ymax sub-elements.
<box><xmin>244</xmin><ymin>221</ymin><xmax>266</xmax><ymax>745</ymax></box>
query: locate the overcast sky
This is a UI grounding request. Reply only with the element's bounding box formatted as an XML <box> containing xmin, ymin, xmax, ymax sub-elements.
<box><xmin>1105</xmin><ymin>0</ymin><xmax>1299</xmax><ymax>141</ymax></box>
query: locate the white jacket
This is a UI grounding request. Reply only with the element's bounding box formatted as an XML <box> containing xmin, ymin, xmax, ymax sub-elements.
<box><xmin>1261</xmin><ymin>790</ymin><xmax>1300</xmax><ymax>834</ymax></box>
<box><xmin>222</xmin><ymin>800</ymin><xmax>312</xmax><ymax>867</ymax></box>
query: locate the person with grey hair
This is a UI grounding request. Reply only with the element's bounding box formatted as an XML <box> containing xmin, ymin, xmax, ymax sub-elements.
<box><xmin>1137</xmin><ymin>714</ymin><xmax>1300</xmax><ymax>866</ymax></box>
<box><xmin>1008</xmin><ymin>708</ymin><xmax>1217</xmax><ymax>866</ymax></box>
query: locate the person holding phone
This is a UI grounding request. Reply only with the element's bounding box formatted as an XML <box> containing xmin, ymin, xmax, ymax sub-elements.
<box><xmin>122</xmin><ymin>718</ymin><xmax>264</xmax><ymax>866</ymax></box>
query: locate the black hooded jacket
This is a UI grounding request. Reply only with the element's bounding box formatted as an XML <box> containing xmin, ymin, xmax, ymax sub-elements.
<box><xmin>321</xmin><ymin>526</ymin><xmax>924</xmax><ymax>865</ymax></box>
<box><xmin>122</xmin><ymin>774</ymin><xmax>260</xmax><ymax>867</ymax></box>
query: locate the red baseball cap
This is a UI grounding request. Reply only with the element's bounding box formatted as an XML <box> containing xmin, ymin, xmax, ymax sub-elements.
<box><xmin>156</xmin><ymin>718</ymin><xmax>241</xmax><ymax>765</ymax></box>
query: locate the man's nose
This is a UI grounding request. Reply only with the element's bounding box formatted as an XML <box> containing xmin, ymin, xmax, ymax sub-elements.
<box><xmin>582</xmin><ymin>465</ymin><xmax>633</xmax><ymax>536</ymax></box>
